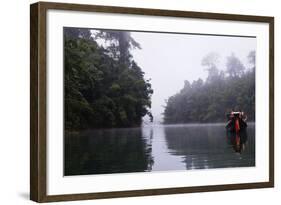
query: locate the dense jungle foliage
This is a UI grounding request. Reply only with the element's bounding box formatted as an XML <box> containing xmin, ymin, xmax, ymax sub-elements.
<box><xmin>163</xmin><ymin>51</ymin><xmax>256</xmax><ymax>124</ymax></box>
<box><xmin>64</xmin><ymin>28</ymin><xmax>153</xmax><ymax>130</ymax></box>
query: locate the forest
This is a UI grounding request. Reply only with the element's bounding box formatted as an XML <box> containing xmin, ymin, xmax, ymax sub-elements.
<box><xmin>64</xmin><ymin>27</ymin><xmax>256</xmax><ymax>129</ymax></box>
<box><xmin>64</xmin><ymin>28</ymin><xmax>153</xmax><ymax>130</ymax></box>
<box><xmin>163</xmin><ymin>51</ymin><xmax>256</xmax><ymax>124</ymax></box>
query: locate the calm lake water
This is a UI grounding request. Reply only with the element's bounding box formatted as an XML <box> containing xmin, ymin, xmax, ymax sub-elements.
<box><xmin>64</xmin><ymin>123</ymin><xmax>255</xmax><ymax>176</ymax></box>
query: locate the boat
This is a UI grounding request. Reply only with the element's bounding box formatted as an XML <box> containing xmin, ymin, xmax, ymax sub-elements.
<box><xmin>226</xmin><ymin>111</ymin><xmax>247</xmax><ymax>133</ymax></box>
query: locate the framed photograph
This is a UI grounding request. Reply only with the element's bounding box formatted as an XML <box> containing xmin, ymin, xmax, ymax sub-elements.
<box><xmin>30</xmin><ymin>1</ymin><xmax>274</xmax><ymax>202</ymax></box>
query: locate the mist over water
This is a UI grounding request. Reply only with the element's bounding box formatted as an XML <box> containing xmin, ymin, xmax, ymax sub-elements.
<box><xmin>65</xmin><ymin>123</ymin><xmax>255</xmax><ymax>175</ymax></box>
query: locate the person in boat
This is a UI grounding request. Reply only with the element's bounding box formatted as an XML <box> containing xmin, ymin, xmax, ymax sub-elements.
<box><xmin>239</xmin><ymin>110</ymin><xmax>247</xmax><ymax>130</ymax></box>
<box><xmin>240</xmin><ymin>111</ymin><xmax>247</xmax><ymax>122</ymax></box>
<box><xmin>226</xmin><ymin>109</ymin><xmax>234</xmax><ymax>128</ymax></box>
<box><xmin>226</xmin><ymin>110</ymin><xmax>247</xmax><ymax>132</ymax></box>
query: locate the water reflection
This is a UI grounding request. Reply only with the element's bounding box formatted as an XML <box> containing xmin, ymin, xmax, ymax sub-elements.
<box><xmin>163</xmin><ymin>123</ymin><xmax>255</xmax><ymax>170</ymax></box>
<box><xmin>64</xmin><ymin>123</ymin><xmax>255</xmax><ymax>176</ymax></box>
<box><xmin>64</xmin><ymin>128</ymin><xmax>154</xmax><ymax>176</ymax></box>
<box><xmin>226</xmin><ymin>129</ymin><xmax>248</xmax><ymax>153</ymax></box>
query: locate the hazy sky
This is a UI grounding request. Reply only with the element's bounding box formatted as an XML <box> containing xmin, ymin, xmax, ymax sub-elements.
<box><xmin>130</xmin><ymin>32</ymin><xmax>256</xmax><ymax>123</ymax></box>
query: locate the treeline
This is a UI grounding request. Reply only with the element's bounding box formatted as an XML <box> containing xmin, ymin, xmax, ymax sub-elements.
<box><xmin>64</xmin><ymin>28</ymin><xmax>153</xmax><ymax>130</ymax></box>
<box><xmin>164</xmin><ymin>51</ymin><xmax>255</xmax><ymax>124</ymax></box>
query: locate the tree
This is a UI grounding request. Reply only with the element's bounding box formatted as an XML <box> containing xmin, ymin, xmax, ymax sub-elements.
<box><xmin>163</xmin><ymin>52</ymin><xmax>255</xmax><ymax>124</ymax></box>
<box><xmin>95</xmin><ymin>31</ymin><xmax>141</xmax><ymax>66</ymax></box>
<box><xmin>248</xmin><ymin>50</ymin><xmax>256</xmax><ymax>70</ymax></box>
<box><xmin>201</xmin><ymin>52</ymin><xmax>220</xmax><ymax>83</ymax></box>
<box><xmin>64</xmin><ymin>27</ymin><xmax>92</xmax><ymax>40</ymax></box>
<box><xmin>64</xmin><ymin>28</ymin><xmax>153</xmax><ymax>130</ymax></box>
<box><xmin>226</xmin><ymin>53</ymin><xmax>245</xmax><ymax>77</ymax></box>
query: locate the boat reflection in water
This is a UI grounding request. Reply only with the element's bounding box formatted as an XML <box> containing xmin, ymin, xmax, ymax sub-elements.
<box><xmin>225</xmin><ymin>111</ymin><xmax>250</xmax><ymax>154</ymax></box>
<box><xmin>226</xmin><ymin>129</ymin><xmax>248</xmax><ymax>154</ymax></box>
<box><xmin>161</xmin><ymin>123</ymin><xmax>255</xmax><ymax>171</ymax></box>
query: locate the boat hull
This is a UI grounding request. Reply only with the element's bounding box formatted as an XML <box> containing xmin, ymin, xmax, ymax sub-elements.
<box><xmin>226</xmin><ymin>119</ymin><xmax>247</xmax><ymax>132</ymax></box>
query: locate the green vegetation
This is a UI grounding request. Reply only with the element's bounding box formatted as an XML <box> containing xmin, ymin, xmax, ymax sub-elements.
<box><xmin>164</xmin><ymin>51</ymin><xmax>255</xmax><ymax>124</ymax></box>
<box><xmin>64</xmin><ymin>28</ymin><xmax>153</xmax><ymax>130</ymax></box>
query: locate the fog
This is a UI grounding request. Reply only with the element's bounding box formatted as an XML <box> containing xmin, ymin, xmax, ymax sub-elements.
<box><xmin>130</xmin><ymin>32</ymin><xmax>256</xmax><ymax>123</ymax></box>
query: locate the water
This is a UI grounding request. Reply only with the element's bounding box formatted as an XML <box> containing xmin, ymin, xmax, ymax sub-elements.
<box><xmin>64</xmin><ymin>123</ymin><xmax>255</xmax><ymax>176</ymax></box>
